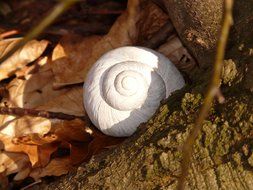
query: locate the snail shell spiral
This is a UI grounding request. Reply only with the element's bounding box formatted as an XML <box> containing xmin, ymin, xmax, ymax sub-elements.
<box><xmin>84</xmin><ymin>46</ymin><xmax>185</xmax><ymax>137</ymax></box>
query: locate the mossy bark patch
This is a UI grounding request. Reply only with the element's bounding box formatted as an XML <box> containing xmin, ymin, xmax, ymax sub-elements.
<box><xmin>31</xmin><ymin>1</ymin><xmax>253</xmax><ymax>189</ymax></box>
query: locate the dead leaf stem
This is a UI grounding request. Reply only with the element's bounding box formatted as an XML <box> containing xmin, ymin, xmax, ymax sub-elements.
<box><xmin>0</xmin><ymin>106</ymin><xmax>88</xmax><ymax>121</ymax></box>
<box><xmin>177</xmin><ymin>0</ymin><xmax>234</xmax><ymax>189</ymax></box>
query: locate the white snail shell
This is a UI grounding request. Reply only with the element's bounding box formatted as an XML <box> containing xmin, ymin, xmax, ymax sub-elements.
<box><xmin>83</xmin><ymin>46</ymin><xmax>185</xmax><ymax>137</ymax></box>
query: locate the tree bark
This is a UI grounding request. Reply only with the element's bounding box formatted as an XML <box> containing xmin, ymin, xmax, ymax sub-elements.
<box><xmin>31</xmin><ymin>0</ymin><xmax>253</xmax><ymax>189</ymax></box>
<box><xmin>163</xmin><ymin>0</ymin><xmax>223</xmax><ymax>68</ymax></box>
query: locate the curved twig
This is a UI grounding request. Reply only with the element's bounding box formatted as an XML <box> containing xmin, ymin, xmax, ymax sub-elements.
<box><xmin>177</xmin><ymin>0</ymin><xmax>234</xmax><ymax>189</ymax></box>
<box><xmin>0</xmin><ymin>106</ymin><xmax>88</xmax><ymax>121</ymax></box>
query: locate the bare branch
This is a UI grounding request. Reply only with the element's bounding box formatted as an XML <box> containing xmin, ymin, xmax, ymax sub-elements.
<box><xmin>0</xmin><ymin>106</ymin><xmax>88</xmax><ymax>121</ymax></box>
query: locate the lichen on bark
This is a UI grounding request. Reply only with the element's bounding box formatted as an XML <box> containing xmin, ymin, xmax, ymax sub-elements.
<box><xmin>32</xmin><ymin>82</ymin><xmax>252</xmax><ymax>189</ymax></box>
<box><xmin>32</xmin><ymin>0</ymin><xmax>253</xmax><ymax>189</ymax></box>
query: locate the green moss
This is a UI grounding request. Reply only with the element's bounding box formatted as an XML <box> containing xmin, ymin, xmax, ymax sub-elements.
<box><xmin>232</xmin><ymin>152</ymin><xmax>242</xmax><ymax>165</ymax></box>
<box><xmin>152</xmin><ymin>87</ymin><xmax>253</xmax><ymax>181</ymax></box>
<box><xmin>154</xmin><ymin>105</ymin><xmax>169</xmax><ymax>123</ymax></box>
<box><xmin>181</xmin><ymin>93</ymin><xmax>203</xmax><ymax>114</ymax></box>
<box><xmin>159</xmin><ymin>152</ymin><xmax>170</xmax><ymax>170</ymax></box>
<box><xmin>202</xmin><ymin>122</ymin><xmax>217</xmax><ymax>147</ymax></box>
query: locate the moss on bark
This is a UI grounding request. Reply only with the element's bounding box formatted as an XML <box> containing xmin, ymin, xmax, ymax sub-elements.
<box><xmin>32</xmin><ymin>82</ymin><xmax>252</xmax><ymax>190</ymax></box>
<box><xmin>31</xmin><ymin>0</ymin><xmax>253</xmax><ymax>189</ymax></box>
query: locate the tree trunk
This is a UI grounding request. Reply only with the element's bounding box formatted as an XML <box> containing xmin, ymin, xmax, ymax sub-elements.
<box><xmin>31</xmin><ymin>0</ymin><xmax>253</xmax><ymax>189</ymax></box>
<box><xmin>163</xmin><ymin>0</ymin><xmax>223</xmax><ymax>68</ymax></box>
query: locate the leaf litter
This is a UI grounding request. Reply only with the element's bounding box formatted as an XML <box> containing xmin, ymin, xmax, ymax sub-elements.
<box><xmin>0</xmin><ymin>0</ymin><xmax>195</xmax><ymax>188</ymax></box>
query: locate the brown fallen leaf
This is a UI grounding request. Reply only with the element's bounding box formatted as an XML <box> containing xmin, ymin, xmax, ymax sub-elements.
<box><xmin>2</xmin><ymin>55</ymin><xmax>85</xmax><ymax>115</ymax></box>
<box><xmin>157</xmin><ymin>36</ymin><xmax>196</xmax><ymax>71</ymax></box>
<box><xmin>50</xmin><ymin>0</ymin><xmax>173</xmax><ymax>88</ymax></box>
<box><xmin>0</xmin><ymin>132</ymin><xmax>60</xmax><ymax>167</ymax></box>
<box><xmin>51</xmin><ymin>0</ymin><xmax>143</xmax><ymax>87</ymax></box>
<box><xmin>0</xmin><ymin>61</ymin><xmax>85</xmax><ymax>137</ymax></box>
<box><xmin>11</xmin><ymin>135</ymin><xmax>59</xmax><ymax>167</ymax></box>
<box><xmin>56</xmin><ymin>141</ymin><xmax>90</xmax><ymax>165</ymax></box>
<box><xmin>5</xmin><ymin>64</ymin><xmax>68</xmax><ymax>109</ymax></box>
<box><xmin>0</xmin><ymin>38</ymin><xmax>48</xmax><ymax>81</ymax></box>
<box><xmin>37</xmin><ymin>143</ymin><xmax>59</xmax><ymax>167</ymax></box>
<box><xmin>15</xmin><ymin>56</ymin><xmax>49</xmax><ymax>78</ymax></box>
<box><xmin>51</xmin><ymin>35</ymin><xmax>102</xmax><ymax>88</ymax></box>
<box><xmin>0</xmin><ymin>115</ymin><xmax>52</xmax><ymax>137</ymax></box>
<box><xmin>51</xmin><ymin>119</ymin><xmax>92</xmax><ymax>142</ymax></box>
<box><xmin>0</xmin><ymin>151</ymin><xmax>30</xmax><ymax>176</ymax></box>
<box><xmin>38</xmin><ymin>86</ymin><xmax>85</xmax><ymax>116</ymax></box>
<box><xmin>0</xmin><ymin>133</ymin><xmax>39</xmax><ymax>165</ymax></box>
<box><xmin>69</xmin><ymin>142</ymin><xmax>89</xmax><ymax>165</ymax></box>
<box><xmin>13</xmin><ymin>165</ymin><xmax>31</xmax><ymax>181</ymax></box>
<box><xmin>29</xmin><ymin>157</ymin><xmax>73</xmax><ymax>181</ymax></box>
<box><xmin>13</xmin><ymin>133</ymin><xmax>59</xmax><ymax>146</ymax></box>
<box><xmin>0</xmin><ymin>119</ymin><xmax>92</xmax><ymax>180</ymax></box>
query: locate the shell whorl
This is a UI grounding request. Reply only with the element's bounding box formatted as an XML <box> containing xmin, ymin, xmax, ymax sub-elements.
<box><xmin>84</xmin><ymin>46</ymin><xmax>185</xmax><ymax>137</ymax></box>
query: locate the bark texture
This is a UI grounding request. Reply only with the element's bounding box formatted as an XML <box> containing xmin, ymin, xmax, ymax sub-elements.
<box><xmin>31</xmin><ymin>0</ymin><xmax>253</xmax><ymax>189</ymax></box>
<box><xmin>163</xmin><ymin>0</ymin><xmax>223</xmax><ymax>68</ymax></box>
<box><xmin>32</xmin><ymin>89</ymin><xmax>253</xmax><ymax>190</ymax></box>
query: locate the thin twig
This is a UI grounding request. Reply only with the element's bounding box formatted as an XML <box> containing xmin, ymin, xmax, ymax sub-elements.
<box><xmin>177</xmin><ymin>0</ymin><xmax>234</xmax><ymax>189</ymax></box>
<box><xmin>0</xmin><ymin>30</ymin><xmax>19</xmax><ymax>39</ymax></box>
<box><xmin>0</xmin><ymin>106</ymin><xmax>88</xmax><ymax>121</ymax></box>
<box><xmin>0</xmin><ymin>0</ymin><xmax>78</xmax><ymax>64</ymax></box>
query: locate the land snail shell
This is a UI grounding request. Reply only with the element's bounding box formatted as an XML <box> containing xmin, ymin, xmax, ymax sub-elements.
<box><xmin>83</xmin><ymin>46</ymin><xmax>185</xmax><ymax>137</ymax></box>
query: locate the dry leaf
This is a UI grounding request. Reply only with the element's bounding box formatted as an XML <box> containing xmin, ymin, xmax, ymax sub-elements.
<box><xmin>0</xmin><ymin>61</ymin><xmax>85</xmax><ymax>137</ymax></box>
<box><xmin>0</xmin><ymin>133</ymin><xmax>39</xmax><ymax>165</ymax></box>
<box><xmin>14</xmin><ymin>134</ymin><xmax>58</xmax><ymax>145</ymax></box>
<box><xmin>37</xmin><ymin>143</ymin><xmax>59</xmax><ymax>167</ymax></box>
<box><xmin>51</xmin><ymin>0</ymin><xmax>142</xmax><ymax>87</ymax></box>
<box><xmin>51</xmin><ymin>119</ymin><xmax>92</xmax><ymax>142</ymax></box>
<box><xmin>51</xmin><ymin>35</ymin><xmax>102</xmax><ymax>88</ymax></box>
<box><xmin>29</xmin><ymin>157</ymin><xmax>72</xmax><ymax>180</ymax></box>
<box><xmin>5</xmin><ymin>65</ymin><xmax>68</xmax><ymax>109</ymax></box>
<box><xmin>69</xmin><ymin>142</ymin><xmax>89</xmax><ymax>165</ymax></box>
<box><xmin>11</xmin><ymin>135</ymin><xmax>59</xmax><ymax>167</ymax></box>
<box><xmin>13</xmin><ymin>165</ymin><xmax>31</xmax><ymax>181</ymax></box>
<box><xmin>0</xmin><ymin>115</ymin><xmax>52</xmax><ymax>137</ymax></box>
<box><xmin>0</xmin><ymin>119</ymin><xmax>91</xmax><ymax>180</ymax></box>
<box><xmin>0</xmin><ymin>111</ymin><xmax>86</xmax><ymax>138</ymax></box>
<box><xmin>0</xmin><ymin>151</ymin><xmax>30</xmax><ymax>176</ymax></box>
<box><xmin>38</xmin><ymin>86</ymin><xmax>85</xmax><ymax>116</ymax></box>
<box><xmin>3</xmin><ymin>58</ymin><xmax>85</xmax><ymax>116</ymax></box>
<box><xmin>0</xmin><ymin>38</ymin><xmax>48</xmax><ymax>81</ymax></box>
<box><xmin>50</xmin><ymin>0</ymin><xmax>172</xmax><ymax>87</ymax></box>
<box><xmin>15</xmin><ymin>56</ymin><xmax>49</xmax><ymax>78</ymax></box>
<box><xmin>56</xmin><ymin>141</ymin><xmax>89</xmax><ymax>165</ymax></box>
<box><xmin>0</xmin><ymin>133</ymin><xmax>58</xmax><ymax>167</ymax></box>
<box><xmin>13</xmin><ymin>133</ymin><xmax>58</xmax><ymax>146</ymax></box>
<box><xmin>157</xmin><ymin>36</ymin><xmax>197</xmax><ymax>71</ymax></box>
